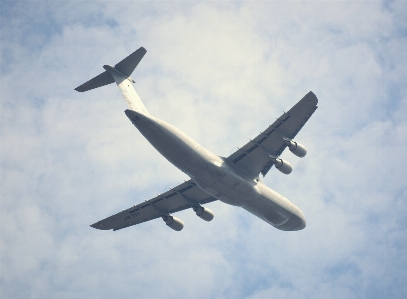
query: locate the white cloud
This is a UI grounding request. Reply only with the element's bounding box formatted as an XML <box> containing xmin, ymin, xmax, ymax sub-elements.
<box><xmin>1</xmin><ymin>1</ymin><xmax>407</xmax><ymax>298</ymax></box>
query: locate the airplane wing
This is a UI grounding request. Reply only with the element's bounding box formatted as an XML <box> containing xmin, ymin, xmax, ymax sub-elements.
<box><xmin>91</xmin><ymin>180</ymin><xmax>216</xmax><ymax>231</ymax></box>
<box><xmin>226</xmin><ymin>91</ymin><xmax>318</xmax><ymax>179</ymax></box>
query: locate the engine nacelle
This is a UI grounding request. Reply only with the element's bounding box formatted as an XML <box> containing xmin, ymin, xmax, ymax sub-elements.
<box><xmin>194</xmin><ymin>206</ymin><xmax>214</xmax><ymax>222</ymax></box>
<box><xmin>162</xmin><ymin>215</ymin><xmax>184</xmax><ymax>231</ymax></box>
<box><xmin>286</xmin><ymin>140</ymin><xmax>307</xmax><ymax>158</ymax></box>
<box><xmin>273</xmin><ymin>158</ymin><xmax>293</xmax><ymax>175</ymax></box>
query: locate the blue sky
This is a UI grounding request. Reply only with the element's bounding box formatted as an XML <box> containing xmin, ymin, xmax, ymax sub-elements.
<box><xmin>1</xmin><ymin>1</ymin><xmax>407</xmax><ymax>298</ymax></box>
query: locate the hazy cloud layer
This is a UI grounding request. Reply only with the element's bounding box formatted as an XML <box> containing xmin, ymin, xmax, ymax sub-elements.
<box><xmin>1</xmin><ymin>1</ymin><xmax>406</xmax><ymax>298</ymax></box>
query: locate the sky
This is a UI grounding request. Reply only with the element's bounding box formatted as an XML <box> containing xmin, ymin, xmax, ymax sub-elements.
<box><xmin>1</xmin><ymin>0</ymin><xmax>407</xmax><ymax>298</ymax></box>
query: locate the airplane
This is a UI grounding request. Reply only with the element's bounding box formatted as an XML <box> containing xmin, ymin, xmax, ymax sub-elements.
<box><xmin>75</xmin><ymin>47</ymin><xmax>318</xmax><ymax>232</ymax></box>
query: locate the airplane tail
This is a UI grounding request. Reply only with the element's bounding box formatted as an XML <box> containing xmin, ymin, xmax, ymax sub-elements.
<box><xmin>75</xmin><ymin>47</ymin><xmax>149</xmax><ymax>116</ymax></box>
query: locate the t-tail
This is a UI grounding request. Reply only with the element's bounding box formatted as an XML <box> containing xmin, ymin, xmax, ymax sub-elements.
<box><xmin>75</xmin><ymin>47</ymin><xmax>149</xmax><ymax>116</ymax></box>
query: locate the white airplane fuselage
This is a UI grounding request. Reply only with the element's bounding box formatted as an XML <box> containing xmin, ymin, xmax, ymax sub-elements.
<box><xmin>125</xmin><ymin>109</ymin><xmax>306</xmax><ymax>231</ymax></box>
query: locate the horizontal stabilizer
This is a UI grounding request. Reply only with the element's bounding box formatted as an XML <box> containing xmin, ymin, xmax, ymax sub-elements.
<box><xmin>74</xmin><ymin>47</ymin><xmax>147</xmax><ymax>92</ymax></box>
<box><xmin>74</xmin><ymin>71</ymin><xmax>114</xmax><ymax>92</ymax></box>
<box><xmin>115</xmin><ymin>47</ymin><xmax>147</xmax><ymax>77</ymax></box>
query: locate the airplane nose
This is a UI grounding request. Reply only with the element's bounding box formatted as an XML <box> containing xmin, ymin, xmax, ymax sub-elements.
<box><xmin>287</xmin><ymin>211</ymin><xmax>306</xmax><ymax>231</ymax></box>
<box><xmin>295</xmin><ymin>209</ymin><xmax>307</xmax><ymax>230</ymax></box>
<box><xmin>296</xmin><ymin>215</ymin><xmax>306</xmax><ymax>230</ymax></box>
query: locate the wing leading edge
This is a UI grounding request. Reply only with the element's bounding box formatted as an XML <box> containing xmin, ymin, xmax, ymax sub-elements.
<box><xmin>226</xmin><ymin>91</ymin><xmax>318</xmax><ymax>178</ymax></box>
<box><xmin>91</xmin><ymin>180</ymin><xmax>216</xmax><ymax>231</ymax></box>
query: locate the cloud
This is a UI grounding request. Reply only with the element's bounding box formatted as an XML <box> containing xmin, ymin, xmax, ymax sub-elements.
<box><xmin>1</xmin><ymin>1</ymin><xmax>407</xmax><ymax>298</ymax></box>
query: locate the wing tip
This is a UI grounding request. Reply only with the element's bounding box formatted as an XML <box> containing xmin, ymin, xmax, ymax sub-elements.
<box><xmin>90</xmin><ymin>222</ymin><xmax>111</xmax><ymax>230</ymax></box>
<box><xmin>306</xmin><ymin>91</ymin><xmax>318</xmax><ymax>105</ymax></box>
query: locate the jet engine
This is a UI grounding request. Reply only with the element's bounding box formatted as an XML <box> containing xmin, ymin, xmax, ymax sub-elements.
<box><xmin>271</xmin><ymin>157</ymin><xmax>293</xmax><ymax>174</ymax></box>
<box><xmin>193</xmin><ymin>206</ymin><xmax>214</xmax><ymax>222</ymax></box>
<box><xmin>162</xmin><ymin>215</ymin><xmax>184</xmax><ymax>231</ymax></box>
<box><xmin>285</xmin><ymin>140</ymin><xmax>307</xmax><ymax>158</ymax></box>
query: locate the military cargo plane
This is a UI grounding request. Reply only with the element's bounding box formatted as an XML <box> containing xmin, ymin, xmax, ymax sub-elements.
<box><xmin>75</xmin><ymin>47</ymin><xmax>318</xmax><ymax>232</ymax></box>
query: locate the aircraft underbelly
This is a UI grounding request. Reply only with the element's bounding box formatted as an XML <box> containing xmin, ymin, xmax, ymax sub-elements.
<box><xmin>131</xmin><ymin>112</ymin><xmax>305</xmax><ymax>231</ymax></box>
<box><xmin>193</xmin><ymin>165</ymin><xmax>304</xmax><ymax>230</ymax></box>
<box><xmin>242</xmin><ymin>190</ymin><xmax>290</xmax><ymax>227</ymax></box>
<box><xmin>133</xmin><ymin>115</ymin><xmax>200</xmax><ymax>173</ymax></box>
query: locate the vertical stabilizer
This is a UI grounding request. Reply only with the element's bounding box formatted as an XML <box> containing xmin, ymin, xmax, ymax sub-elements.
<box><xmin>114</xmin><ymin>47</ymin><xmax>146</xmax><ymax>77</ymax></box>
